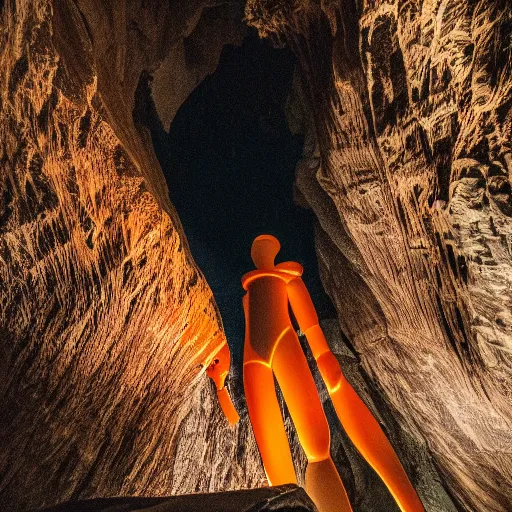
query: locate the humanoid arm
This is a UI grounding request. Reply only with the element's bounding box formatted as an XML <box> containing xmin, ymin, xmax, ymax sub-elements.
<box><xmin>206</xmin><ymin>343</ymin><xmax>239</xmax><ymax>425</ymax></box>
<box><xmin>286</xmin><ymin>277</ymin><xmax>336</xmax><ymax>377</ymax></box>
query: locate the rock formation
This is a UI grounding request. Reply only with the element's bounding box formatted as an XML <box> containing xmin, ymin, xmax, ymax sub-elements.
<box><xmin>246</xmin><ymin>1</ymin><xmax>512</xmax><ymax>511</ymax></box>
<box><xmin>1</xmin><ymin>0</ymin><xmax>511</xmax><ymax>511</ymax></box>
<box><xmin>40</xmin><ymin>484</ymin><xmax>317</xmax><ymax>512</ymax></box>
<box><xmin>0</xmin><ymin>1</ymin><xmax>264</xmax><ymax>510</ymax></box>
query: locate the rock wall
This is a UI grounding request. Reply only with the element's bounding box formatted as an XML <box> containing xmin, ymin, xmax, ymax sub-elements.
<box><xmin>246</xmin><ymin>1</ymin><xmax>512</xmax><ymax>511</ymax></box>
<box><xmin>3</xmin><ymin>0</ymin><xmax>511</xmax><ymax>510</ymax></box>
<box><xmin>0</xmin><ymin>1</ymin><xmax>264</xmax><ymax>510</ymax></box>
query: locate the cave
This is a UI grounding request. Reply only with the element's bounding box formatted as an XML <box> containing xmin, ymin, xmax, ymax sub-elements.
<box><xmin>1</xmin><ymin>1</ymin><xmax>511</xmax><ymax>512</ymax></box>
<box><xmin>142</xmin><ymin>31</ymin><xmax>336</xmax><ymax>366</ymax></box>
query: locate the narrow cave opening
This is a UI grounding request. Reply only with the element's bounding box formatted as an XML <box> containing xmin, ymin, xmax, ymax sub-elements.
<box><xmin>145</xmin><ymin>31</ymin><xmax>336</xmax><ymax>365</ymax></box>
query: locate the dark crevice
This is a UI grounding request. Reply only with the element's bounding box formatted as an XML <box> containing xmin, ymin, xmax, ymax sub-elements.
<box><xmin>369</xmin><ymin>15</ymin><xmax>409</xmax><ymax>135</ymax></box>
<box><xmin>457</xmin><ymin>255</ymin><xmax>468</xmax><ymax>284</ymax></box>
<box><xmin>418</xmin><ymin>125</ymin><xmax>433</xmax><ymax>165</ymax></box>
<box><xmin>433</xmin><ymin>137</ymin><xmax>452</xmax><ymax>202</ymax></box>
<box><xmin>8</xmin><ymin>55</ymin><xmax>29</xmax><ymax>100</ymax></box>
<box><xmin>436</xmin><ymin>295</ymin><xmax>463</xmax><ymax>365</ymax></box>
<box><xmin>446</xmin><ymin>244</ymin><xmax>458</xmax><ymax>278</ymax></box>
<box><xmin>135</xmin><ymin>32</ymin><xmax>337</xmax><ymax>365</ymax></box>
<box><xmin>37</xmin><ymin>88</ymin><xmax>59</xmax><ymax>132</ymax></box>
<box><xmin>454</xmin><ymin>305</ymin><xmax>470</xmax><ymax>352</ymax></box>
<box><xmin>78</xmin><ymin>109</ymin><xmax>91</xmax><ymax>148</ymax></box>
<box><xmin>396</xmin><ymin>197</ymin><xmax>409</xmax><ymax>235</ymax></box>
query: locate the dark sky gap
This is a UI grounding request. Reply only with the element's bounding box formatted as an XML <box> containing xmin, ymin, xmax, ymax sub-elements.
<box><xmin>149</xmin><ymin>31</ymin><xmax>336</xmax><ymax>364</ymax></box>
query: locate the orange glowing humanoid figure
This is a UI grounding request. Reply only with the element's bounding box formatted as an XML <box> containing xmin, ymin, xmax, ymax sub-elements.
<box><xmin>207</xmin><ymin>234</ymin><xmax>424</xmax><ymax>512</ymax></box>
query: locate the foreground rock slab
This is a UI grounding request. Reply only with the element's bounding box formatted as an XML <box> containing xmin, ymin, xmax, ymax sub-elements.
<box><xmin>39</xmin><ymin>485</ymin><xmax>317</xmax><ymax>512</ymax></box>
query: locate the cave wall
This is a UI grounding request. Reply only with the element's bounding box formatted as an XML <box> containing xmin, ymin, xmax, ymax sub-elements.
<box><xmin>0</xmin><ymin>1</ymin><xmax>264</xmax><ymax>510</ymax></box>
<box><xmin>2</xmin><ymin>0</ymin><xmax>511</xmax><ymax>510</ymax></box>
<box><xmin>246</xmin><ymin>1</ymin><xmax>512</xmax><ymax>511</ymax></box>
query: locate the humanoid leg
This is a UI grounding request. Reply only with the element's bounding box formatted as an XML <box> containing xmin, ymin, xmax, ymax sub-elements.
<box><xmin>273</xmin><ymin>328</ymin><xmax>352</xmax><ymax>512</ymax></box>
<box><xmin>243</xmin><ymin>359</ymin><xmax>296</xmax><ymax>485</ymax></box>
<box><xmin>317</xmin><ymin>350</ymin><xmax>424</xmax><ymax>512</ymax></box>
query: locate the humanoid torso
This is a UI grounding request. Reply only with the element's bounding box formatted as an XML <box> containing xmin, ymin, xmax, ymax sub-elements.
<box><xmin>242</xmin><ymin>263</ymin><xmax>302</xmax><ymax>363</ymax></box>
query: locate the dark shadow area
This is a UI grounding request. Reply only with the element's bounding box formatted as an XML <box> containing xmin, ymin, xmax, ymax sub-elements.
<box><xmin>146</xmin><ymin>31</ymin><xmax>335</xmax><ymax>366</ymax></box>
<box><xmin>40</xmin><ymin>484</ymin><xmax>315</xmax><ymax>512</ymax></box>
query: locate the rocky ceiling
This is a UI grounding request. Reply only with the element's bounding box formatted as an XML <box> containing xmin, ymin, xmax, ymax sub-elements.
<box><xmin>0</xmin><ymin>1</ymin><xmax>511</xmax><ymax>512</ymax></box>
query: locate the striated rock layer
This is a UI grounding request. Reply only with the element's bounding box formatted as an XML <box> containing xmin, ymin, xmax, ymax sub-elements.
<box><xmin>247</xmin><ymin>1</ymin><xmax>512</xmax><ymax>511</ymax></box>
<box><xmin>0</xmin><ymin>1</ymin><xmax>264</xmax><ymax>510</ymax></box>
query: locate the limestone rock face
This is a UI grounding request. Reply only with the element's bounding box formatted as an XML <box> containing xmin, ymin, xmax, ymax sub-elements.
<box><xmin>306</xmin><ymin>321</ymin><xmax>457</xmax><ymax>512</ymax></box>
<box><xmin>0</xmin><ymin>1</ymin><xmax>263</xmax><ymax>510</ymax></box>
<box><xmin>246</xmin><ymin>1</ymin><xmax>512</xmax><ymax>511</ymax></box>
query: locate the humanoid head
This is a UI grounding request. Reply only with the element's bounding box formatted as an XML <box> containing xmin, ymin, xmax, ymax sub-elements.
<box><xmin>251</xmin><ymin>234</ymin><xmax>280</xmax><ymax>269</ymax></box>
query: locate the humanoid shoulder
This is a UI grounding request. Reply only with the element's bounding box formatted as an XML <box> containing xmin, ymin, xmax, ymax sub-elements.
<box><xmin>275</xmin><ymin>261</ymin><xmax>304</xmax><ymax>277</ymax></box>
<box><xmin>241</xmin><ymin>262</ymin><xmax>303</xmax><ymax>290</ymax></box>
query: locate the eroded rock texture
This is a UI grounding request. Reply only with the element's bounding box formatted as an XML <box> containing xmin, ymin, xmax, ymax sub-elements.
<box><xmin>0</xmin><ymin>1</ymin><xmax>264</xmax><ymax>510</ymax></box>
<box><xmin>246</xmin><ymin>1</ymin><xmax>512</xmax><ymax>511</ymax></box>
<box><xmin>305</xmin><ymin>321</ymin><xmax>457</xmax><ymax>512</ymax></box>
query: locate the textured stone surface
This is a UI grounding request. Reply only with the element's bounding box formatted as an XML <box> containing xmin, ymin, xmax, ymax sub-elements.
<box><xmin>0</xmin><ymin>1</ymin><xmax>264</xmax><ymax>511</ymax></box>
<box><xmin>246</xmin><ymin>1</ymin><xmax>512</xmax><ymax>511</ymax></box>
<box><xmin>3</xmin><ymin>0</ymin><xmax>512</xmax><ymax>511</ymax></box>
<box><xmin>39</xmin><ymin>484</ymin><xmax>317</xmax><ymax>512</ymax></box>
<box><xmin>151</xmin><ymin>3</ymin><xmax>246</xmax><ymax>131</ymax></box>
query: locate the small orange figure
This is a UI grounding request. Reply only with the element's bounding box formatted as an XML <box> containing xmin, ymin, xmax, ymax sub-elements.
<box><xmin>206</xmin><ymin>343</ymin><xmax>240</xmax><ymax>425</ymax></box>
<box><xmin>208</xmin><ymin>234</ymin><xmax>425</xmax><ymax>512</ymax></box>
